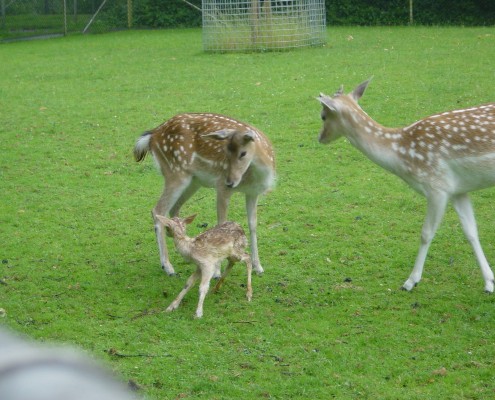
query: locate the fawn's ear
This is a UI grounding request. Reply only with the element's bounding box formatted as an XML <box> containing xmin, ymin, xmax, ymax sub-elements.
<box><xmin>155</xmin><ymin>215</ymin><xmax>169</xmax><ymax>225</ymax></box>
<box><xmin>184</xmin><ymin>214</ymin><xmax>197</xmax><ymax>225</ymax></box>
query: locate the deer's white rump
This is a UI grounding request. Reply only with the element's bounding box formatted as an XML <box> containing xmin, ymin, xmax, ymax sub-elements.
<box><xmin>134</xmin><ymin>113</ymin><xmax>275</xmax><ymax>276</ymax></box>
<box><xmin>317</xmin><ymin>80</ymin><xmax>495</xmax><ymax>292</ymax></box>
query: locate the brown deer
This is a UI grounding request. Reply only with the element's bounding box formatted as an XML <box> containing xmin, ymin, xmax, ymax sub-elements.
<box><xmin>317</xmin><ymin>79</ymin><xmax>495</xmax><ymax>292</ymax></box>
<box><xmin>156</xmin><ymin>214</ymin><xmax>252</xmax><ymax>318</ymax></box>
<box><xmin>134</xmin><ymin>113</ymin><xmax>275</xmax><ymax>276</ymax></box>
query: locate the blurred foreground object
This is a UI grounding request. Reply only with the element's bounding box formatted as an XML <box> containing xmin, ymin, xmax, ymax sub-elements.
<box><xmin>0</xmin><ymin>329</ymin><xmax>139</xmax><ymax>400</ymax></box>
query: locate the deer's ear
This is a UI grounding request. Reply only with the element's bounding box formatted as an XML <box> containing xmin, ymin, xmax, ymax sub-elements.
<box><xmin>317</xmin><ymin>95</ymin><xmax>337</xmax><ymax>112</ymax></box>
<box><xmin>334</xmin><ymin>85</ymin><xmax>344</xmax><ymax>97</ymax></box>
<box><xmin>203</xmin><ymin>129</ymin><xmax>237</xmax><ymax>140</ymax></box>
<box><xmin>184</xmin><ymin>214</ymin><xmax>197</xmax><ymax>225</ymax></box>
<box><xmin>351</xmin><ymin>78</ymin><xmax>372</xmax><ymax>101</ymax></box>
<box><xmin>243</xmin><ymin>130</ymin><xmax>255</xmax><ymax>144</ymax></box>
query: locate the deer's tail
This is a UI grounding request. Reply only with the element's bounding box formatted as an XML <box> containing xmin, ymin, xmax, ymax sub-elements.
<box><xmin>134</xmin><ymin>131</ymin><xmax>153</xmax><ymax>162</ymax></box>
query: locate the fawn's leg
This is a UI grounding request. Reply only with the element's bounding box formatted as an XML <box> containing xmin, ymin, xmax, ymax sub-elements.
<box><xmin>213</xmin><ymin>259</ymin><xmax>235</xmax><ymax>293</ymax></box>
<box><xmin>166</xmin><ymin>268</ymin><xmax>200</xmax><ymax>312</ymax></box>
<box><xmin>195</xmin><ymin>265</ymin><xmax>216</xmax><ymax>318</ymax></box>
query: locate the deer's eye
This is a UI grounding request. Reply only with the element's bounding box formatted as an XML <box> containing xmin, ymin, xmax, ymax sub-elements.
<box><xmin>321</xmin><ymin>114</ymin><xmax>326</xmax><ymax>121</ymax></box>
<box><xmin>239</xmin><ymin>151</ymin><xmax>247</xmax><ymax>159</ymax></box>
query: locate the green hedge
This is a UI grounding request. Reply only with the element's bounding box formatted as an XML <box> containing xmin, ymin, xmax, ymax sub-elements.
<box><xmin>327</xmin><ymin>0</ymin><xmax>495</xmax><ymax>25</ymax></box>
<box><xmin>102</xmin><ymin>0</ymin><xmax>494</xmax><ymax>28</ymax></box>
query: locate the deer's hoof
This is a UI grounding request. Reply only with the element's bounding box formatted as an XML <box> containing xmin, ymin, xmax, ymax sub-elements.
<box><xmin>162</xmin><ymin>265</ymin><xmax>176</xmax><ymax>276</ymax></box>
<box><xmin>401</xmin><ymin>280</ymin><xmax>418</xmax><ymax>292</ymax></box>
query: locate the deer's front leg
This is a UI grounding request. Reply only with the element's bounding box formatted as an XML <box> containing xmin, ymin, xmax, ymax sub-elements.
<box><xmin>153</xmin><ymin>211</ymin><xmax>175</xmax><ymax>276</ymax></box>
<box><xmin>246</xmin><ymin>194</ymin><xmax>263</xmax><ymax>275</ymax></box>
<box><xmin>214</xmin><ymin>187</ymin><xmax>234</xmax><ymax>278</ymax></box>
<box><xmin>402</xmin><ymin>193</ymin><xmax>448</xmax><ymax>291</ymax></box>
<box><xmin>154</xmin><ymin>176</ymin><xmax>193</xmax><ymax>275</ymax></box>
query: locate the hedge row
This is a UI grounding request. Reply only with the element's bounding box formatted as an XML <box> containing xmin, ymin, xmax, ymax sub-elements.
<box><xmin>103</xmin><ymin>0</ymin><xmax>494</xmax><ymax>28</ymax></box>
<box><xmin>327</xmin><ymin>0</ymin><xmax>495</xmax><ymax>26</ymax></box>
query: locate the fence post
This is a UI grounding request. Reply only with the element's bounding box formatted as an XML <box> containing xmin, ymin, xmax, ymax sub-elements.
<box><xmin>409</xmin><ymin>0</ymin><xmax>413</xmax><ymax>25</ymax></box>
<box><xmin>128</xmin><ymin>0</ymin><xmax>133</xmax><ymax>28</ymax></box>
<box><xmin>1</xmin><ymin>0</ymin><xmax>5</xmax><ymax>30</ymax></box>
<box><xmin>63</xmin><ymin>0</ymin><xmax>67</xmax><ymax>35</ymax></box>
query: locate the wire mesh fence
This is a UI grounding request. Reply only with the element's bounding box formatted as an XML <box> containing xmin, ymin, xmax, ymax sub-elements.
<box><xmin>0</xmin><ymin>0</ymin><xmax>130</xmax><ymax>42</ymax></box>
<box><xmin>1</xmin><ymin>0</ymin><xmax>326</xmax><ymax>50</ymax></box>
<box><xmin>202</xmin><ymin>0</ymin><xmax>326</xmax><ymax>52</ymax></box>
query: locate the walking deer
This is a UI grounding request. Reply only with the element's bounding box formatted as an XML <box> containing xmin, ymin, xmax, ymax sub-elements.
<box><xmin>317</xmin><ymin>79</ymin><xmax>495</xmax><ymax>292</ymax></box>
<box><xmin>156</xmin><ymin>214</ymin><xmax>252</xmax><ymax>318</ymax></box>
<box><xmin>134</xmin><ymin>113</ymin><xmax>275</xmax><ymax>276</ymax></box>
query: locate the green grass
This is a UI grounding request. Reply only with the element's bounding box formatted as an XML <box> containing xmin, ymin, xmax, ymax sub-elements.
<box><xmin>1</xmin><ymin>26</ymin><xmax>495</xmax><ymax>399</ymax></box>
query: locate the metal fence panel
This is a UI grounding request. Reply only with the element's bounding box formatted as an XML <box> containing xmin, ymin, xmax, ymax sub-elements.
<box><xmin>202</xmin><ymin>0</ymin><xmax>326</xmax><ymax>52</ymax></box>
<box><xmin>0</xmin><ymin>0</ymin><xmax>128</xmax><ymax>42</ymax></box>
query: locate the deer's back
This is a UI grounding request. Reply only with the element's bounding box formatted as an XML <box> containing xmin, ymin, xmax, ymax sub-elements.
<box><xmin>392</xmin><ymin>103</ymin><xmax>495</xmax><ymax>194</ymax></box>
<box><xmin>148</xmin><ymin>113</ymin><xmax>272</xmax><ymax>185</ymax></box>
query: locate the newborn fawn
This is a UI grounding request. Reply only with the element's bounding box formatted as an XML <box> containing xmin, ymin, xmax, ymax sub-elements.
<box><xmin>156</xmin><ymin>214</ymin><xmax>253</xmax><ymax>318</ymax></box>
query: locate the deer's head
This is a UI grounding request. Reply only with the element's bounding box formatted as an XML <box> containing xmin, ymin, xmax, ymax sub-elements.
<box><xmin>317</xmin><ymin>79</ymin><xmax>372</xmax><ymax>144</ymax></box>
<box><xmin>203</xmin><ymin>129</ymin><xmax>256</xmax><ymax>189</ymax></box>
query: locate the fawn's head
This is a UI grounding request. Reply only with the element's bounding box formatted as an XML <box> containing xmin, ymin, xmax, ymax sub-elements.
<box><xmin>156</xmin><ymin>214</ymin><xmax>197</xmax><ymax>237</ymax></box>
<box><xmin>317</xmin><ymin>79</ymin><xmax>372</xmax><ymax>144</ymax></box>
<box><xmin>203</xmin><ymin>129</ymin><xmax>257</xmax><ymax>189</ymax></box>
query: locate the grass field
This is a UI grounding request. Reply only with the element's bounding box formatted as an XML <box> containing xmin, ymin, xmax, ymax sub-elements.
<box><xmin>1</xmin><ymin>26</ymin><xmax>495</xmax><ymax>399</ymax></box>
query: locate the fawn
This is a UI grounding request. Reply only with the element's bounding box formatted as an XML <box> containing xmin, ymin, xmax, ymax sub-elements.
<box><xmin>156</xmin><ymin>214</ymin><xmax>252</xmax><ymax>318</ymax></box>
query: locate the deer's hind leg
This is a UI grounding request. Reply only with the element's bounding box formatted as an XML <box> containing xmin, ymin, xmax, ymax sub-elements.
<box><xmin>452</xmin><ymin>193</ymin><xmax>494</xmax><ymax>293</ymax></box>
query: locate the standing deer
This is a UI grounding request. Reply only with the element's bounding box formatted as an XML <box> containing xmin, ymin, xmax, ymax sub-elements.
<box><xmin>134</xmin><ymin>113</ymin><xmax>275</xmax><ymax>276</ymax></box>
<box><xmin>156</xmin><ymin>214</ymin><xmax>252</xmax><ymax>318</ymax></box>
<box><xmin>317</xmin><ymin>79</ymin><xmax>495</xmax><ymax>292</ymax></box>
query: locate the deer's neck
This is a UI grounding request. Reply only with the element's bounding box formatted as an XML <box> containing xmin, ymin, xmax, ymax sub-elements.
<box><xmin>345</xmin><ymin>109</ymin><xmax>405</xmax><ymax>175</ymax></box>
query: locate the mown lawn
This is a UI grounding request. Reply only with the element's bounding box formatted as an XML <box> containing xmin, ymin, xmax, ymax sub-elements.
<box><xmin>1</xmin><ymin>26</ymin><xmax>495</xmax><ymax>399</ymax></box>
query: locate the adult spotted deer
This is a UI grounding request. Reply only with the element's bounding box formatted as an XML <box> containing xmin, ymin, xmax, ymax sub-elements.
<box><xmin>134</xmin><ymin>113</ymin><xmax>275</xmax><ymax>276</ymax></box>
<box><xmin>317</xmin><ymin>79</ymin><xmax>495</xmax><ymax>293</ymax></box>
